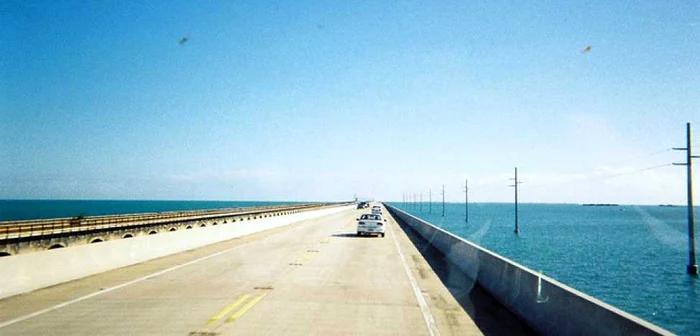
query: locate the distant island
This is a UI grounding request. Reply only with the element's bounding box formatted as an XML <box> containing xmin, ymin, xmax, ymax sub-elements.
<box><xmin>582</xmin><ymin>204</ymin><xmax>620</xmax><ymax>207</ymax></box>
<box><xmin>658</xmin><ymin>204</ymin><xmax>678</xmax><ymax>207</ymax></box>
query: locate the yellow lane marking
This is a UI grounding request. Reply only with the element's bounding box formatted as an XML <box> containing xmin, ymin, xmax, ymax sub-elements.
<box><xmin>226</xmin><ymin>294</ymin><xmax>267</xmax><ymax>323</ymax></box>
<box><xmin>301</xmin><ymin>253</ymin><xmax>313</xmax><ymax>262</ymax></box>
<box><xmin>206</xmin><ymin>295</ymin><xmax>250</xmax><ymax>325</ymax></box>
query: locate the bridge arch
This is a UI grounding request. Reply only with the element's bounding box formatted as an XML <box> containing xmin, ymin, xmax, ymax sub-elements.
<box><xmin>122</xmin><ymin>233</ymin><xmax>134</xmax><ymax>238</ymax></box>
<box><xmin>0</xmin><ymin>251</ymin><xmax>11</xmax><ymax>257</ymax></box>
<box><xmin>90</xmin><ymin>238</ymin><xmax>104</xmax><ymax>244</ymax></box>
<box><xmin>169</xmin><ymin>227</ymin><xmax>177</xmax><ymax>232</ymax></box>
<box><xmin>48</xmin><ymin>243</ymin><xmax>65</xmax><ymax>250</ymax></box>
<box><xmin>186</xmin><ymin>225</ymin><xmax>193</xmax><ymax>230</ymax></box>
<box><xmin>148</xmin><ymin>230</ymin><xmax>158</xmax><ymax>235</ymax></box>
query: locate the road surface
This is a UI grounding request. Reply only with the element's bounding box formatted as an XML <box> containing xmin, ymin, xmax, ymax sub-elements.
<box><xmin>0</xmin><ymin>205</ymin><xmax>484</xmax><ymax>335</ymax></box>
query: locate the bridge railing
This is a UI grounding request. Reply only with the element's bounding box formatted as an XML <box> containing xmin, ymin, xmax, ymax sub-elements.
<box><xmin>383</xmin><ymin>203</ymin><xmax>672</xmax><ymax>336</ymax></box>
<box><xmin>0</xmin><ymin>203</ymin><xmax>337</xmax><ymax>241</ymax></box>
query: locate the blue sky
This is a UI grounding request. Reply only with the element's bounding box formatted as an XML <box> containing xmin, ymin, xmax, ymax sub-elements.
<box><xmin>1</xmin><ymin>1</ymin><xmax>698</xmax><ymax>204</ymax></box>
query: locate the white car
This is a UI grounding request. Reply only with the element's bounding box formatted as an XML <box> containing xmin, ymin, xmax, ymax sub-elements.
<box><xmin>371</xmin><ymin>205</ymin><xmax>382</xmax><ymax>214</ymax></box>
<box><xmin>356</xmin><ymin>213</ymin><xmax>386</xmax><ymax>237</ymax></box>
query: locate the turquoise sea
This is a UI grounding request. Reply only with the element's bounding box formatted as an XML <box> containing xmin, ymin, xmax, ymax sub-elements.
<box><xmin>390</xmin><ymin>202</ymin><xmax>699</xmax><ymax>335</ymax></box>
<box><xmin>0</xmin><ymin>199</ymin><xmax>306</xmax><ymax>221</ymax></box>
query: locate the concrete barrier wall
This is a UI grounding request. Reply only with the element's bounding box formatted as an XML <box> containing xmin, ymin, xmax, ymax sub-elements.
<box><xmin>0</xmin><ymin>205</ymin><xmax>353</xmax><ymax>300</ymax></box>
<box><xmin>385</xmin><ymin>204</ymin><xmax>672</xmax><ymax>336</ymax></box>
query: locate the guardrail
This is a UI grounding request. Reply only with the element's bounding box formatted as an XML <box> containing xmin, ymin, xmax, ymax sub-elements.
<box><xmin>384</xmin><ymin>203</ymin><xmax>673</xmax><ymax>336</ymax></box>
<box><xmin>0</xmin><ymin>203</ymin><xmax>341</xmax><ymax>242</ymax></box>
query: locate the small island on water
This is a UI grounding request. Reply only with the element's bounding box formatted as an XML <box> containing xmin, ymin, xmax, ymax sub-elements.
<box><xmin>581</xmin><ymin>203</ymin><xmax>620</xmax><ymax>207</ymax></box>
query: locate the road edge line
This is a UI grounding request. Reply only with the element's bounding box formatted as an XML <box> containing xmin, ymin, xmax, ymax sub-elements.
<box><xmin>388</xmin><ymin>215</ymin><xmax>442</xmax><ymax>336</ymax></box>
<box><xmin>0</xmin><ymin>243</ymin><xmax>249</xmax><ymax>329</ymax></box>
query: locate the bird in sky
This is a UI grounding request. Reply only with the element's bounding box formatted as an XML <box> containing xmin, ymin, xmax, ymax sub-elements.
<box><xmin>582</xmin><ymin>45</ymin><xmax>592</xmax><ymax>53</ymax></box>
<box><xmin>179</xmin><ymin>35</ymin><xmax>190</xmax><ymax>45</ymax></box>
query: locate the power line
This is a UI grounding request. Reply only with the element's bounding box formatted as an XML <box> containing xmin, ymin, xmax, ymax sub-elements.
<box><xmin>471</xmin><ymin>162</ymin><xmax>671</xmax><ymax>192</ymax></box>
<box><xmin>624</xmin><ymin>148</ymin><xmax>672</xmax><ymax>162</ymax></box>
<box><xmin>522</xmin><ymin>163</ymin><xmax>675</xmax><ymax>190</ymax></box>
<box><xmin>600</xmin><ymin>147</ymin><xmax>673</xmax><ymax>167</ymax></box>
<box><xmin>413</xmin><ymin>152</ymin><xmax>685</xmax><ymax>203</ymax></box>
<box><xmin>595</xmin><ymin>163</ymin><xmax>673</xmax><ymax>181</ymax></box>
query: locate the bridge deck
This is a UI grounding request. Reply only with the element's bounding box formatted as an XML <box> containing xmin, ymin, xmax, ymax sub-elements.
<box><xmin>0</xmin><ymin>205</ymin><xmax>488</xmax><ymax>335</ymax></box>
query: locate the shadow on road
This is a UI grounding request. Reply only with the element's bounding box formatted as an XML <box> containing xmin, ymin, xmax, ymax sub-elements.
<box><xmin>331</xmin><ymin>232</ymin><xmax>383</xmax><ymax>238</ymax></box>
<box><xmin>392</xmin><ymin>216</ymin><xmax>539</xmax><ymax>336</ymax></box>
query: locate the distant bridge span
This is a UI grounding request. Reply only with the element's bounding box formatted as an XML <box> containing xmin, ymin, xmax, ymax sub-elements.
<box><xmin>0</xmin><ymin>203</ymin><xmax>346</xmax><ymax>256</ymax></box>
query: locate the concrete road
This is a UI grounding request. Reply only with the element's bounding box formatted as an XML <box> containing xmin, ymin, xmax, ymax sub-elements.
<box><xmin>0</xmin><ymin>205</ymin><xmax>483</xmax><ymax>335</ymax></box>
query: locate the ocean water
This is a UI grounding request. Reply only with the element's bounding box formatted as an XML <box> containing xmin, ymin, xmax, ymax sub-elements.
<box><xmin>1</xmin><ymin>200</ymin><xmax>695</xmax><ymax>333</ymax></box>
<box><xmin>0</xmin><ymin>200</ymin><xmax>306</xmax><ymax>221</ymax></box>
<box><xmin>390</xmin><ymin>202</ymin><xmax>699</xmax><ymax>335</ymax></box>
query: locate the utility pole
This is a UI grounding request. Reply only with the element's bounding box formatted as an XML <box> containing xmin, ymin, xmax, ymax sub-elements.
<box><xmin>463</xmin><ymin>179</ymin><xmax>469</xmax><ymax>222</ymax></box>
<box><xmin>509</xmin><ymin>167</ymin><xmax>523</xmax><ymax>234</ymax></box>
<box><xmin>420</xmin><ymin>192</ymin><xmax>423</xmax><ymax>212</ymax></box>
<box><xmin>429</xmin><ymin>189</ymin><xmax>432</xmax><ymax>213</ymax></box>
<box><xmin>441</xmin><ymin>185</ymin><xmax>445</xmax><ymax>217</ymax></box>
<box><xmin>673</xmin><ymin>122</ymin><xmax>698</xmax><ymax>275</ymax></box>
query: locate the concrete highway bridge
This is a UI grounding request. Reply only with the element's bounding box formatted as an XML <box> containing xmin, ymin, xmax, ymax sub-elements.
<box><xmin>0</xmin><ymin>203</ymin><xmax>342</xmax><ymax>256</ymax></box>
<box><xmin>0</xmin><ymin>203</ymin><xmax>672</xmax><ymax>335</ymax></box>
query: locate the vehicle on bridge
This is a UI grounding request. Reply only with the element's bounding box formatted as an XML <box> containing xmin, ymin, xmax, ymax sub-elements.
<box><xmin>371</xmin><ymin>205</ymin><xmax>382</xmax><ymax>214</ymax></box>
<box><xmin>356</xmin><ymin>213</ymin><xmax>386</xmax><ymax>237</ymax></box>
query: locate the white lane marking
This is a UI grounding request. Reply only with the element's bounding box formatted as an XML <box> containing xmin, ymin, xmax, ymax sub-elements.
<box><xmin>388</xmin><ymin>217</ymin><xmax>442</xmax><ymax>336</ymax></box>
<box><xmin>0</xmin><ymin>244</ymin><xmax>248</xmax><ymax>329</ymax></box>
<box><xmin>0</xmin><ymin>207</ymin><xmax>356</xmax><ymax>329</ymax></box>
